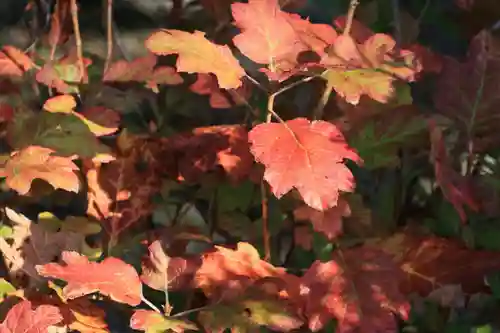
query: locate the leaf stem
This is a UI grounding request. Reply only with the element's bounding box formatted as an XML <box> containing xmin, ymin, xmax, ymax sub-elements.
<box><xmin>343</xmin><ymin>0</ymin><xmax>360</xmax><ymax>36</ymax></box>
<box><xmin>141</xmin><ymin>294</ymin><xmax>163</xmax><ymax>314</ymax></box>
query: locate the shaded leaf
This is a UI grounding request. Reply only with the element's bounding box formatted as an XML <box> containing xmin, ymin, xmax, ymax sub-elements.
<box><xmin>199</xmin><ymin>297</ymin><xmax>303</xmax><ymax>332</ymax></box>
<box><xmin>103</xmin><ymin>55</ymin><xmax>183</xmax><ymax>92</ymax></box>
<box><xmin>248</xmin><ymin>118</ymin><xmax>360</xmax><ymax>211</ymax></box>
<box><xmin>141</xmin><ymin>240</ymin><xmax>201</xmax><ymax>291</ymax></box>
<box><xmin>0</xmin><ymin>300</ymin><xmax>63</xmax><ymax>333</ymax></box>
<box><xmin>429</xmin><ymin>120</ymin><xmax>479</xmax><ymax>222</ymax></box>
<box><xmin>43</xmin><ymin>95</ymin><xmax>120</xmax><ymax>137</ymax></box>
<box><xmin>130</xmin><ymin>310</ymin><xmax>196</xmax><ymax>333</ymax></box>
<box><xmin>163</xmin><ymin>125</ymin><xmax>254</xmax><ymax>183</ymax></box>
<box><xmin>36</xmin><ymin>251</ymin><xmax>142</xmax><ymax>306</ymax></box>
<box><xmin>300</xmin><ymin>247</ymin><xmax>410</xmax><ymax>332</ymax></box>
<box><xmin>189</xmin><ymin>73</ymin><xmax>251</xmax><ymax>109</ymax></box>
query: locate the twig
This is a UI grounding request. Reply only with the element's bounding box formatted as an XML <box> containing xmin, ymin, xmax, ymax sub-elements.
<box><xmin>69</xmin><ymin>0</ymin><xmax>86</xmax><ymax>83</ymax></box>
<box><xmin>343</xmin><ymin>0</ymin><xmax>360</xmax><ymax>36</ymax></box>
<box><xmin>313</xmin><ymin>79</ymin><xmax>334</xmax><ymax>120</ymax></box>
<box><xmin>104</xmin><ymin>0</ymin><xmax>113</xmax><ymax>73</ymax></box>
<box><xmin>391</xmin><ymin>0</ymin><xmax>402</xmax><ymax>48</ymax></box>
<box><xmin>260</xmin><ymin>181</ymin><xmax>271</xmax><ymax>262</ymax></box>
<box><xmin>466</xmin><ymin>50</ymin><xmax>487</xmax><ymax>175</ymax></box>
<box><xmin>170</xmin><ymin>305</ymin><xmax>215</xmax><ymax>318</ymax></box>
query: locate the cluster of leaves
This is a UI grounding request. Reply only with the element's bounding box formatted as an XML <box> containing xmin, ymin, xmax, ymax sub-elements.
<box><xmin>2</xmin><ymin>0</ymin><xmax>500</xmax><ymax>332</ymax></box>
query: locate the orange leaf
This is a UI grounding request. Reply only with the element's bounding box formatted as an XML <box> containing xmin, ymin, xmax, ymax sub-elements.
<box><xmin>0</xmin><ymin>300</ymin><xmax>63</xmax><ymax>333</ymax></box>
<box><xmin>194</xmin><ymin>242</ymin><xmax>289</xmax><ymax>300</ymax></box>
<box><xmin>249</xmin><ymin>118</ymin><xmax>360</xmax><ymax>211</ymax></box>
<box><xmin>36</xmin><ymin>251</ymin><xmax>142</xmax><ymax>306</ymax></box>
<box><xmin>43</xmin><ymin>94</ymin><xmax>76</xmax><ymax>113</ymax></box>
<box><xmin>231</xmin><ymin>0</ymin><xmax>336</xmax><ymax>80</ymax></box>
<box><xmin>0</xmin><ymin>146</ymin><xmax>80</xmax><ymax>195</ymax></box>
<box><xmin>146</xmin><ymin>30</ymin><xmax>245</xmax><ymax>89</ymax></box>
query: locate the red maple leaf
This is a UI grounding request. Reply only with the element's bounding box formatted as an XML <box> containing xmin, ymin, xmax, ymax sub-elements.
<box><xmin>248</xmin><ymin>118</ymin><xmax>360</xmax><ymax>211</ymax></box>
<box><xmin>231</xmin><ymin>0</ymin><xmax>336</xmax><ymax>80</ymax></box>
<box><xmin>0</xmin><ymin>300</ymin><xmax>63</xmax><ymax>333</ymax></box>
<box><xmin>36</xmin><ymin>251</ymin><xmax>143</xmax><ymax>306</ymax></box>
<box><xmin>300</xmin><ymin>247</ymin><xmax>410</xmax><ymax>332</ymax></box>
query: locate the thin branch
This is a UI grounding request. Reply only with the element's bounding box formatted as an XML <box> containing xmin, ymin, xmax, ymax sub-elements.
<box><xmin>260</xmin><ymin>181</ymin><xmax>271</xmax><ymax>262</ymax></box>
<box><xmin>466</xmin><ymin>50</ymin><xmax>487</xmax><ymax>175</ymax></box>
<box><xmin>104</xmin><ymin>0</ymin><xmax>114</xmax><ymax>73</ymax></box>
<box><xmin>313</xmin><ymin>79</ymin><xmax>334</xmax><ymax>120</ymax></box>
<box><xmin>343</xmin><ymin>0</ymin><xmax>360</xmax><ymax>36</ymax></box>
<box><xmin>391</xmin><ymin>0</ymin><xmax>402</xmax><ymax>47</ymax></box>
<box><xmin>70</xmin><ymin>0</ymin><xmax>86</xmax><ymax>83</ymax></box>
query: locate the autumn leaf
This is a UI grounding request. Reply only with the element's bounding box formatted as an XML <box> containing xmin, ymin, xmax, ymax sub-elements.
<box><xmin>190</xmin><ymin>73</ymin><xmax>251</xmax><ymax>109</ymax></box>
<box><xmin>141</xmin><ymin>240</ymin><xmax>201</xmax><ymax>291</ymax></box>
<box><xmin>0</xmin><ymin>46</ymin><xmax>34</xmax><ymax>77</ymax></box>
<box><xmin>249</xmin><ymin>118</ymin><xmax>360</xmax><ymax>211</ymax></box>
<box><xmin>199</xmin><ymin>297</ymin><xmax>303</xmax><ymax>332</ymax></box>
<box><xmin>0</xmin><ymin>300</ymin><xmax>63</xmax><ymax>333</ymax></box>
<box><xmin>0</xmin><ymin>146</ymin><xmax>80</xmax><ymax>195</ymax></box>
<box><xmin>231</xmin><ymin>0</ymin><xmax>302</xmax><ymax>65</ymax></box>
<box><xmin>43</xmin><ymin>95</ymin><xmax>120</xmax><ymax>137</ymax></box>
<box><xmin>36</xmin><ymin>251</ymin><xmax>142</xmax><ymax>306</ymax></box>
<box><xmin>130</xmin><ymin>310</ymin><xmax>196</xmax><ymax>333</ymax></box>
<box><xmin>7</xmin><ymin>111</ymin><xmax>110</xmax><ymax>158</ymax></box>
<box><xmin>146</xmin><ymin>29</ymin><xmax>245</xmax><ymax>89</ymax></box>
<box><xmin>103</xmin><ymin>54</ymin><xmax>183</xmax><ymax>92</ymax></box>
<box><xmin>231</xmin><ymin>0</ymin><xmax>336</xmax><ymax>80</ymax></box>
<box><xmin>321</xmin><ymin>34</ymin><xmax>421</xmax><ymax>105</ymax></box>
<box><xmin>45</xmin><ymin>282</ymin><xmax>109</xmax><ymax>333</ymax></box>
<box><xmin>429</xmin><ymin>120</ymin><xmax>479</xmax><ymax>222</ymax></box>
<box><xmin>300</xmin><ymin>247</ymin><xmax>410</xmax><ymax>332</ymax></box>
<box><xmin>294</xmin><ymin>197</ymin><xmax>351</xmax><ymax>239</ymax></box>
<box><xmin>194</xmin><ymin>242</ymin><xmax>289</xmax><ymax>300</ymax></box>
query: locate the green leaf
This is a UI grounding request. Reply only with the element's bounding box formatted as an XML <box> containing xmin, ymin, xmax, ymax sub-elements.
<box><xmin>349</xmin><ymin>115</ymin><xmax>426</xmax><ymax>169</ymax></box>
<box><xmin>474</xmin><ymin>325</ymin><xmax>493</xmax><ymax>333</ymax></box>
<box><xmin>8</xmin><ymin>111</ymin><xmax>109</xmax><ymax>158</ymax></box>
<box><xmin>217</xmin><ymin>180</ymin><xmax>256</xmax><ymax>213</ymax></box>
<box><xmin>0</xmin><ymin>278</ymin><xmax>15</xmax><ymax>301</ymax></box>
